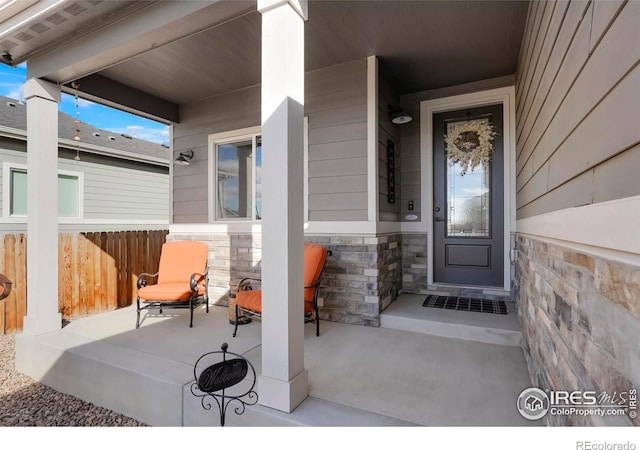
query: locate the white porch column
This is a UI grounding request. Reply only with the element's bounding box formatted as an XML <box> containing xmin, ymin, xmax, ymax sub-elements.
<box><xmin>22</xmin><ymin>78</ymin><xmax>61</xmax><ymax>335</ymax></box>
<box><xmin>258</xmin><ymin>0</ymin><xmax>308</xmax><ymax>412</ymax></box>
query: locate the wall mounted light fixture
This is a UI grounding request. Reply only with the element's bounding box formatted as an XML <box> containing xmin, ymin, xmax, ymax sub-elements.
<box><xmin>174</xmin><ymin>150</ymin><xmax>194</xmax><ymax>165</ymax></box>
<box><xmin>388</xmin><ymin>106</ymin><xmax>413</xmax><ymax>125</ymax></box>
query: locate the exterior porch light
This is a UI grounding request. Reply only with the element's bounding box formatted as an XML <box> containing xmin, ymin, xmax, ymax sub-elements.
<box><xmin>173</xmin><ymin>150</ymin><xmax>194</xmax><ymax>165</ymax></box>
<box><xmin>389</xmin><ymin>106</ymin><xmax>412</xmax><ymax>125</ymax></box>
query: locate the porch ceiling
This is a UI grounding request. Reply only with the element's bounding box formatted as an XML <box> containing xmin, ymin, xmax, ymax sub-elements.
<box><xmin>0</xmin><ymin>0</ymin><xmax>529</xmax><ymax>114</ymax></box>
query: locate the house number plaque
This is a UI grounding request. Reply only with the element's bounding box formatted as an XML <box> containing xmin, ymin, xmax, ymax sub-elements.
<box><xmin>387</xmin><ymin>140</ymin><xmax>395</xmax><ymax>203</ymax></box>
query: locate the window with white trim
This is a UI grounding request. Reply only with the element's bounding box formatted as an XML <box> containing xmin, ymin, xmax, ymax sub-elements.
<box><xmin>3</xmin><ymin>163</ymin><xmax>83</xmax><ymax>219</ymax></box>
<box><xmin>210</xmin><ymin>128</ymin><xmax>262</xmax><ymax>221</ymax></box>
<box><xmin>209</xmin><ymin>120</ymin><xmax>308</xmax><ymax>223</ymax></box>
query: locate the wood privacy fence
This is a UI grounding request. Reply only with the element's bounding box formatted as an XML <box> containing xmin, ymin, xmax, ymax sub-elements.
<box><xmin>0</xmin><ymin>230</ymin><xmax>168</xmax><ymax>334</ymax></box>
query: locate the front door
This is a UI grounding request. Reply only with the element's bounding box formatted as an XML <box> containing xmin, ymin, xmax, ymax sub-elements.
<box><xmin>433</xmin><ymin>104</ymin><xmax>504</xmax><ymax>287</ymax></box>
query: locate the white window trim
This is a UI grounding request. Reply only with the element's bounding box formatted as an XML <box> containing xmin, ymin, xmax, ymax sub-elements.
<box><xmin>208</xmin><ymin>119</ymin><xmax>310</xmax><ymax>226</ymax></box>
<box><xmin>208</xmin><ymin>126</ymin><xmax>261</xmax><ymax>223</ymax></box>
<box><xmin>2</xmin><ymin>162</ymin><xmax>84</xmax><ymax>222</ymax></box>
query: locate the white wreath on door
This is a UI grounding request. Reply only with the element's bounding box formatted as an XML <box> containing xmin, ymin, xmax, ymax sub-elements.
<box><xmin>444</xmin><ymin>118</ymin><xmax>497</xmax><ymax>175</ymax></box>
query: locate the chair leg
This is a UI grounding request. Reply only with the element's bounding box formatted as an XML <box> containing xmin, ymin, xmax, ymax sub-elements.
<box><xmin>233</xmin><ymin>304</ymin><xmax>240</xmax><ymax>337</ymax></box>
<box><xmin>136</xmin><ymin>297</ymin><xmax>141</xmax><ymax>329</ymax></box>
<box><xmin>189</xmin><ymin>298</ymin><xmax>194</xmax><ymax>328</ymax></box>
<box><xmin>315</xmin><ymin>304</ymin><xmax>320</xmax><ymax>337</ymax></box>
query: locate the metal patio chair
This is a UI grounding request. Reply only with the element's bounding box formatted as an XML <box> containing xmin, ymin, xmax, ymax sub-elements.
<box><xmin>232</xmin><ymin>242</ymin><xmax>331</xmax><ymax>337</ymax></box>
<box><xmin>136</xmin><ymin>241</ymin><xmax>209</xmax><ymax>328</ymax></box>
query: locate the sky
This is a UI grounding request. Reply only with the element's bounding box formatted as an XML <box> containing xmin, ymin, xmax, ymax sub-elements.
<box><xmin>0</xmin><ymin>63</ymin><xmax>170</xmax><ymax>145</ymax></box>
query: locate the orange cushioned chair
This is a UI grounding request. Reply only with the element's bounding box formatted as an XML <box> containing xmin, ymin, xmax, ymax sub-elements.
<box><xmin>136</xmin><ymin>241</ymin><xmax>209</xmax><ymax>328</ymax></box>
<box><xmin>232</xmin><ymin>243</ymin><xmax>331</xmax><ymax>338</ymax></box>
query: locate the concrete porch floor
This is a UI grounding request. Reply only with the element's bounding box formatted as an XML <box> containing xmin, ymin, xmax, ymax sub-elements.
<box><xmin>15</xmin><ymin>294</ymin><xmax>538</xmax><ymax>427</ymax></box>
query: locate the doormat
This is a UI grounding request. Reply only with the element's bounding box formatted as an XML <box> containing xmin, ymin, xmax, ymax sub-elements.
<box><xmin>422</xmin><ymin>295</ymin><xmax>508</xmax><ymax>315</ymax></box>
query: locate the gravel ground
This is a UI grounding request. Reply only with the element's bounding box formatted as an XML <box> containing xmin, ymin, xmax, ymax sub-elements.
<box><xmin>0</xmin><ymin>332</ymin><xmax>147</xmax><ymax>426</ymax></box>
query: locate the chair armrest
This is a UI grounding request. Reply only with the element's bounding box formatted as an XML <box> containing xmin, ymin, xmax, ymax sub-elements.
<box><xmin>304</xmin><ymin>278</ymin><xmax>322</xmax><ymax>289</ymax></box>
<box><xmin>137</xmin><ymin>272</ymin><xmax>158</xmax><ymax>289</ymax></box>
<box><xmin>190</xmin><ymin>272</ymin><xmax>207</xmax><ymax>292</ymax></box>
<box><xmin>238</xmin><ymin>277</ymin><xmax>261</xmax><ymax>290</ymax></box>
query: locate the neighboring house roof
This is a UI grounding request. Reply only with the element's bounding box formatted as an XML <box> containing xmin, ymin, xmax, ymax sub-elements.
<box><xmin>0</xmin><ymin>95</ymin><xmax>169</xmax><ymax>166</ymax></box>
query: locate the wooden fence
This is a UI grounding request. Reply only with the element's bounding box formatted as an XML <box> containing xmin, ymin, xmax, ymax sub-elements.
<box><xmin>0</xmin><ymin>230</ymin><xmax>167</xmax><ymax>334</ymax></box>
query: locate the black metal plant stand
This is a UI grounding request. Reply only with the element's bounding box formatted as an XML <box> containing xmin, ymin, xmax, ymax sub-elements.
<box><xmin>191</xmin><ymin>343</ymin><xmax>258</xmax><ymax>426</ymax></box>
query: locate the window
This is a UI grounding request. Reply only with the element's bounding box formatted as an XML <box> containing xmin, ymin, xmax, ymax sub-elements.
<box><xmin>9</xmin><ymin>168</ymin><xmax>27</xmax><ymax>216</ymax></box>
<box><xmin>211</xmin><ymin>130</ymin><xmax>262</xmax><ymax>221</ymax></box>
<box><xmin>4</xmin><ymin>164</ymin><xmax>82</xmax><ymax>219</ymax></box>
<box><xmin>57</xmin><ymin>173</ymin><xmax>81</xmax><ymax>218</ymax></box>
<box><xmin>208</xmin><ymin>120</ymin><xmax>307</xmax><ymax>224</ymax></box>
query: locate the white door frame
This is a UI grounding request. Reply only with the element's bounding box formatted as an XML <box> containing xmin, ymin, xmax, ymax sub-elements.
<box><xmin>416</xmin><ymin>86</ymin><xmax>516</xmax><ymax>291</ymax></box>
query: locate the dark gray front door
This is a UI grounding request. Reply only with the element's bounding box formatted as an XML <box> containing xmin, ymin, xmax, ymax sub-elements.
<box><xmin>433</xmin><ymin>104</ymin><xmax>504</xmax><ymax>287</ymax></box>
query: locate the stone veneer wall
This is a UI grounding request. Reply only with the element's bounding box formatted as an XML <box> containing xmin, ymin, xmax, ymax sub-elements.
<box><xmin>167</xmin><ymin>233</ymin><xmax>262</xmax><ymax>303</ymax></box>
<box><xmin>515</xmin><ymin>234</ymin><xmax>639</xmax><ymax>426</ymax></box>
<box><xmin>167</xmin><ymin>232</ymin><xmax>402</xmax><ymax>327</ymax></box>
<box><xmin>306</xmin><ymin>234</ymin><xmax>402</xmax><ymax>326</ymax></box>
<box><xmin>401</xmin><ymin>233</ymin><xmax>428</xmax><ymax>293</ymax></box>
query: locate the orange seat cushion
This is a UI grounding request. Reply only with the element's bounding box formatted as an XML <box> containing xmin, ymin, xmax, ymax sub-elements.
<box><xmin>137</xmin><ymin>240</ymin><xmax>208</xmax><ymax>302</ymax></box>
<box><xmin>235</xmin><ymin>243</ymin><xmax>328</xmax><ymax>315</ymax></box>
<box><xmin>235</xmin><ymin>289</ymin><xmax>263</xmax><ymax>313</ymax></box>
<box><xmin>157</xmin><ymin>241</ymin><xmax>208</xmax><ymax>285</ymax></box>
<box><xmin>138</xmin><ymin>283</ymin><xmax>206</xmax><ymax>301</ymax></box>
<box><xmin>303</xmin><ymin>243</ymin><xmax>328</xmax><ymax>302</ymax></box>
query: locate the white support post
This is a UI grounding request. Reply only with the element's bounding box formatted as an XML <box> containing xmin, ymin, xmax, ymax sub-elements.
<box><xmin>367</xmin><ymin>55</ymin><xmax>379</xmax><ymax>222</ymax></box>
<box><xmin>22</xmin><ymin>78</ymin><xmax>62</xmax><ymax>335</ymax></box>
<box><xmin>258</xmin><ymin>0</ymin><xmax>308</xmax><ymax>412</ymax></box>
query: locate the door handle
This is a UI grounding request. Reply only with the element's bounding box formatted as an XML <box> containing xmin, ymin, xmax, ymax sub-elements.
<box><xmin>434</xmin><ymin>217</ymin><xmax>446</xmax><ymax>222</ymax></box>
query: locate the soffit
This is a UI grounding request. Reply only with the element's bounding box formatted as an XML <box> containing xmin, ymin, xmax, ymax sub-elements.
<box><xmin>99</xmin><ymin>0</ymin><xmax>529</xmax><ymax>104</ymax></box>
<box><xmin>1</xmin><ymin>1</ymin><xmax>529</xmax><ymax>106</ymax></box>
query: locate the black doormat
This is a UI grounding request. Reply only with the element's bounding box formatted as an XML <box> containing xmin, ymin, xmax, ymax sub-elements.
<box><xmin>422</xmin><ymin>295</ymin><xmax>508</xmax><ymax>315</ymax></box>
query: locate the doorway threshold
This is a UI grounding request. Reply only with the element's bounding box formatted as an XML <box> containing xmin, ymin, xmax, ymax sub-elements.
<box><xmin>427</xmin><ymin>283</ymin><xmax>511</xmax><ymax>301</ymax></box>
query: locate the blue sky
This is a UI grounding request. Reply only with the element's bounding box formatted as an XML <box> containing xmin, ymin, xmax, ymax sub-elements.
<box><xmin>0</xmin><ymin>63</ymin><xmax>170</xmax><ymax>145</ymax></box>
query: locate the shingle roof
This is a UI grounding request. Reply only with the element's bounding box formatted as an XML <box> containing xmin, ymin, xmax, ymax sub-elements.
<box><xmin>0</xmin><ymin>96</ymin><xmax>169</xmax><ymax>163</ymax></box>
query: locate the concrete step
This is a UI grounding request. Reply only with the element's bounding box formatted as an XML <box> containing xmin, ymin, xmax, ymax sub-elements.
<box><xmin>380</xmin><ymin>294</ymin><xmax>523</xmax><ymax>347</ymax></box>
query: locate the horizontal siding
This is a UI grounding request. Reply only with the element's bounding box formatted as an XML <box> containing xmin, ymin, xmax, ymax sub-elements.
<box><xmin>173</xmin><ymin>59</ymin><xmax>369</xmax><ymax>223</ymax></box>
<box><xmin>515</xmin><ymin>0</ymin><xmax>639</xmax><ymax>218</ymax></box>
<box><xmin>306</xmin><ymin>60</ymin><xmax>368</xmax><ymax>222</ymax></box>
<box><xmin>0</xmin><ymin>146</ymin><xmax>169</xmax><ymax>226</ymax></box>
<box><xmin>308</xmin><ymin>174</ymin><xmax>367</xmax><ymax>195</ymax></box>
<box><xmin>592</xmin><ymin>142</ymin><xmax>640</xmax><ymax>203</ymax></box>
<box><xmin>398</xmin><ymin>110</ymin><xmax>421</xmax><ymax>219</ymax></box>
<box><xmin>173</xmin><ymin>85</ymin><xmax>261</xmax><ymax>224</ymax></box>
<box><xmin>378</xmin><ymin>70</ymin><xmax>401</xmax><ymax>222</ymax></box>
<box><xmin>0</xmin><ymin>224</ymin><xmax>168</xmax><ymax>233</ymax></box>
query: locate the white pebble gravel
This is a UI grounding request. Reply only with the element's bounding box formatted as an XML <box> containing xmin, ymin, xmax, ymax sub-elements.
<box><xmin>1</xmin><ymin>333</ymin><xmax>147</xmax><ymax>426</ymax></box>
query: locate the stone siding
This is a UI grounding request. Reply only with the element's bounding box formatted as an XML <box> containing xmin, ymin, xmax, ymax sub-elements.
<box><xmin>167</xmin><ymin>233</ymin><xmax>262</xmax><ymax>305</ymax></box>
<box><xmin>306</xmin><ymin>234</ymin><xmax>402</xmax><ymax>326</ymax></box>
<box><xmin>515</xmin><ymin>235</ymin><xmax>639</xmax><ymax>426</ymax></box>
<box><xmin>401</xmin><ymin>233</ymin><xmax>428</xmax><ymax>293</ymax></box>
<box><xmin>167</xmin><ymin>232</ymin><xmax>402</xmax><ymax>327</ymax></box>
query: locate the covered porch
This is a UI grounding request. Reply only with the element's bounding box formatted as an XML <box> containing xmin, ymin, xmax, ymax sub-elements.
<box><xmin>4</xmin><ymin>0</ymin><xmax>531</xmax><ymax>419</ymax></box>
<box><xmin>3</xmin><ymin>0</ymin><xmax>639</xmax><ymax>429</ymax></box>
<box><xmin>15</xmin><ymin>295</ymin><xmax>532</xmax><ymax>426</ymax></box>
